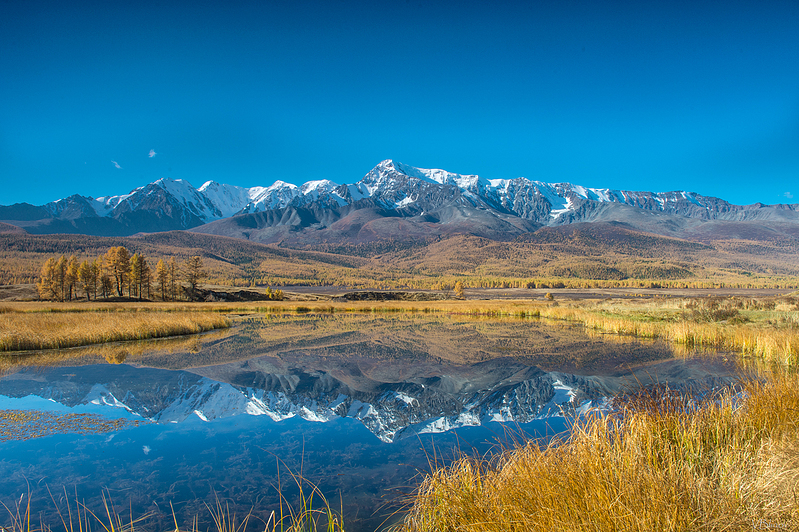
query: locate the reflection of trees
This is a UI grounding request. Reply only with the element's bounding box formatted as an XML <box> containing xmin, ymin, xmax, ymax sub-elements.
<box><xmin>104</xmin><ymin>350</ymin><xmax>128</xmax><ymax>364</ymax></box>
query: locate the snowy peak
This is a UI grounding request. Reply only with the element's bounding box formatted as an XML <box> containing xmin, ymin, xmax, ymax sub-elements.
<box><xmin>241</xmin><ymin>181</ymin><xmax>301</xmax><ymax>213</ymax></box>
<box><xmin>392</xmin><ymin>160</ymin><xmax>482</xmax><ymax>190</ymax></box>
<box><xmin>0</xmin><ymin>365</ymin><xmax>602</xmax><ymax>443</ymax></box>
<box><xmin>198</xmin><ymin>181</ymin><xmax>254</xmax><ymax>218</ymax></box>
<box><xmin>7</xmin><ymin>159</ymin><xmax>796</xmax><ymax>238</ymax></box>
<box><xmin>32</xmin><ymin>161</ymin><xmax>761</xmax><ymax>224</ymax></box>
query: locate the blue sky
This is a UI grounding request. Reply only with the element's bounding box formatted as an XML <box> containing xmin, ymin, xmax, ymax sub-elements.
<box><xmin>2</xmin><ymin>0</ymin><xmax>798</xmax><ymax>206</ymax></box>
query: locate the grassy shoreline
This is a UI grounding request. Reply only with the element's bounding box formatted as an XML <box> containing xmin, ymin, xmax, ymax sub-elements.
<box><xmin>1</xmin><ymin>295</ymin><xmax>798</xmax><ymax>366</ymax></box>
<box><xmin>395</xmin><ymin>371</ymin><xmax>799</xmax><ymax>531</ymax></box>
<box><xmin>0</xmin><ymin>308</ymin><xmax>230</xmax><ymax>352</ymax></box>
<box><xmin>533</xmin><ymin>299</ymin><xmax>799</xmax><ymax>366</ymax></box>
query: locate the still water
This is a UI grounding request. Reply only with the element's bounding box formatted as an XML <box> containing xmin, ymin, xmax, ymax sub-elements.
<box><xmin>0</xmin><ymin>314</ymin><xmax>738</xmax><ymax>531</ymax></box>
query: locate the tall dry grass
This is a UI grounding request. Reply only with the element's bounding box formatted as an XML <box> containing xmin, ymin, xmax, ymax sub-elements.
<box><xmin>538</xmin><ymin>305</ymin><xmax>799</xmax><ymax>365</ymax></box>
<box><xmin>0</xmin><ymin>310</ymin><xmax>230</xmax><ymax>352</ymax></box>
<box><xmin>5</xmin><ymin>296</ymin><xmax>797</xmax><ymax>363</ymax></box>
<box><xmin>396</xmin><ymin>371</ymin><xmax>799</xmax><ymax>532</ymax></box>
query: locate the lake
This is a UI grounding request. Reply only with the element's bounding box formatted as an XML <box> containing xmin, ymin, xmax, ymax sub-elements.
<box><xmin>0</xmin><ymin>313</ymin><xmax>740</xmax><ymax>532</ymax></box>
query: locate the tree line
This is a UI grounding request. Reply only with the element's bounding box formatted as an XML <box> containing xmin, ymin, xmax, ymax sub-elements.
<box><xmin>37</xmin><ymin>246</ymin><xmax>205</xmax><ymax>301</ymax></box>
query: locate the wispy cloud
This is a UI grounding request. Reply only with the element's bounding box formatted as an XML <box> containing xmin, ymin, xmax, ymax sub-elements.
<box><xmin>143</xmin><ymin>445</ymin><xmax>151</xmax><ymax>455</ymax></box>
<box><xmin>111</xmin><ymin>161</ymin><xmax>122</xmax><ymax>169</ymax></box>
<box><xmin>148</xmin><ymin>149</ymin><xmax>157</xmax><ymax>158</ymax></box>
<box><xmin>784</xmin><ymin>192</ymin><xmax>794</xmax><ymax>200</ymax></box>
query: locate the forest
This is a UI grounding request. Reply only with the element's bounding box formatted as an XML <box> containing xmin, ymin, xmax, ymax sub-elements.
<box><xmin>34</xmin><ymin>246</ymin><xmax>285</xmax><ymax>302</ymax></box>
<box><xmin>2</xmin><ymin>227</ymin><xmax>799</xmax><ymax>293</ymax></box>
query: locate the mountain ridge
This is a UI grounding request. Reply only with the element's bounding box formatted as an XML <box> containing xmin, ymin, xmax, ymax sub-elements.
<box><xmin>2</xmin><ymin>159</ymin><xmax>797</xmax><ymax>241</ymax></box>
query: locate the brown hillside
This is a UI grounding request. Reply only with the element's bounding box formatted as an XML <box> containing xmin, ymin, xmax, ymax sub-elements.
<box><xmin>1</xmin><ymin>224</ymin><xmax>797</xmax><ymax>288</ymax></box>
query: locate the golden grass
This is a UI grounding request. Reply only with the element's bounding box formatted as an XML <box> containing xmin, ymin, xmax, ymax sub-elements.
<box><xmin>0</xmin><ymin>327</ymin><xmax>234</xmax><ymax>376</ymax></box>
<box><xmin>0</xmin><ymin>309</ymin><xmax>230</xmax><ymax>352</ymax></box>
<box><xmin>396</xmin><ymin>371</ymin><xmax>799</xmax><ymax>532</ymax></box>
<box><xmin>2</xmin><ymin>295</ymin><xmax>797</xmax><ymax>365</ymax></box>
<box><xmin>536</xmin><ymin>304</ymin><xmax>799</xmax><ymax>366</ymax></box>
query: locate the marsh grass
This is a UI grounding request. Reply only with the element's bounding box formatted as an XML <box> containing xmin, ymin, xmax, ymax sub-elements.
<box><xmin>2</xmin><ymin>487</ymin><xmax>33</xmax><ymax>532</ymax></box>
<box><xmin>0</xmin><ymin>311</ymin><xmax>230</xmax><ymax>352</ymax></box>
<box><xmin>1</xmin><ymin>487</ymin><xmax>150</xmax><ymax>532</ymax></box>
<box><xmin>1</xmin><ymin>473</ymin><xmax>344</xmax><ymax>532</ymax></box>
<box><xmin>0</xmin><ymin>327</ymin><xmax>234</xmax><ymax>377</ymax></box>
<box><xmin>395</xmin><ymin>370</ymin><xmax>799</xmax><ymax>532</ymax></box>
<box><xmin>265</xmin><ymin>477</ymin><xmax>344</xmax><ymax>532</ymax></box>
<box><xmin>536</xmin><ymin>302</ymin><xmax>799</xmax><ymax>365</ymax></box>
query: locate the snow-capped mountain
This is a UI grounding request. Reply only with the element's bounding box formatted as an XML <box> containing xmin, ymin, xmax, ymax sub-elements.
<box><xmin>0</xmin><ymin>362</ymin><xmax>614</xmax><ymax>443</ymax></box>
<box><xmin>0</xmin><ymin>356</ymin><xmax>735</xmax><ymax>443</ymax></box>
<box><xmin>1</xmin><ymin>159</ymin><xmax>796</xmax><ymax>238</ymax></box>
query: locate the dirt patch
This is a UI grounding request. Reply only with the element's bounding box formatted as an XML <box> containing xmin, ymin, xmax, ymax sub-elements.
<box><xmin>0</xmin><ymin>284</ymin><xmax>38</xmax><ymax>301</ymax></box>
<box><xmin>194</xmin><ymin>287</ymin><xmax>279</xmax><ymax>302</ymax></box>
<box><xmin>335</xmin><ymin>291</ymin><xmax>449</xmax><ymax>302</ymax></box>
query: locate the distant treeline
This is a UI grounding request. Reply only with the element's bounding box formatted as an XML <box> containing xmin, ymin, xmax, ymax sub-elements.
<box><xmin>3</xmin><ymin>231</ymin><xmax>798</xmax><ymax>292</ymax></box>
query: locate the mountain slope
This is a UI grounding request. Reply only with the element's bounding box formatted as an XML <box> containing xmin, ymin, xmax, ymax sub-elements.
<box><xmin>3</xmin><ymin>159</ymin><xmax>797</xmax><ymax>240</ymax></box>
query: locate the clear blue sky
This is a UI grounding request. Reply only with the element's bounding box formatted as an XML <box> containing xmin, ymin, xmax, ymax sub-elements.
<box><xmin>2</xmin><ymin>0</ymin><xmax>798</xmax><ymax>206</ymax></box>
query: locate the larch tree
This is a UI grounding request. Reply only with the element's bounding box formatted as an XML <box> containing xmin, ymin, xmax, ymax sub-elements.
<box><xmin>55</xmin><ymin>255</ymin><xmax>68</xmax><ymax>301</ymax></box>
<box><xmin>130</xmin><ymin>253</ymin><xmax>153</xmax><ymax>300</ymax></box>
<box><xmin>454</xmin><ymin>280</ymin><xmax>465</xmax><ymax>299</ymax></box>
<box><xmin>141</xmin><ymin>257</ymin><xmax>152</xmax><ymax>299</ymax></box>
<box><xmin>100</xmin><ymin>268</ymin><xmax>113</xmax><ymax>299</ymax></box>
<box><xmin>168</xmin><ymin>257</ymin><xmax>179</xmax><ymax>301</ymax></box>
<box><xmin>156</xmin><ymin>259</ymin><xmax>168</xmax><ymax>301</ymax></box>
<box><xmin>90</xmin><ymin>259</ymin><xmax>101</xmax><ymax>300</ymax></box>
<box><xmin>78</xmin><ymin>260</ymin><xmax>93</xmax><ymax>300</ymax></box>
<box><xmin>184</xmin><ymin>255</ymin><xmax>204</xmax><ymax>294</ymax></box>
<box><xmin>66</xmin><ymin>256</ymin><xmax>79</xmax><ymax>301</ymax></box>
<box><xmin>37</xmin><ymin>257</ymin><xmax>58</xmax><ymax>300</ymax></box>
<box><xmin>104</xmin><ymin>246</ymin><xmax>131</xmax><ymax>297</ymax></box>
<box><xmin>130</xmin><ymin>253</ymin><xmax>143</xmax><ymax>299</ymax></box>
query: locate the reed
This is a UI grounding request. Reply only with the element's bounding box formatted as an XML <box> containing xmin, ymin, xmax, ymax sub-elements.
<box><xmin>396</xmin><ymin>371</ymin><xmax>799</xmax><ymax>532</ymax></box>
<box><xmin>1</xmin><ymin>484</ymin><xmax>344</xmax><ymax>532</ymax></box>
<box><xmin>0</xmin><ymin>311</ymin><xmax>230</xmax><ymax>352</ymax></box>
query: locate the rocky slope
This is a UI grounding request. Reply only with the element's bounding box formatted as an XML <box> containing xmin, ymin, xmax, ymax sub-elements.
<box><xmin>2</xmin><ymin>160</ymin><xmax>796</xmax><ymax>241</ymax></box>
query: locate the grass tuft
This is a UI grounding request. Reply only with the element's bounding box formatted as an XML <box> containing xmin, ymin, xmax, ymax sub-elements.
<box><xmin>394</xmin><ymin>371</ymin><xmax>799</xmax><ymax>532</ymax></box>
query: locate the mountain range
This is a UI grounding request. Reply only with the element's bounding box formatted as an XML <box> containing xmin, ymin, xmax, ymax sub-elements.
<box><xmin>3</xmin><ymin>159</ymin><xmax>798</xmax><ymax>244</ymax></box>
<box><xmin>0</xmin><ymin>354</ymin><xmax>732</xmax><ymax>442</ymax></box>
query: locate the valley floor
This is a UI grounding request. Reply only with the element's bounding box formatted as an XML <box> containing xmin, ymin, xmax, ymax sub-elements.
<box><xmin>285</xmin><ymin>285</ymin><xmax>795</xmax><ymax>300</ymax></box>
<box><xmin>2</xmin><ymin>282</ymin><xmax>793</xmax><ymax>303</ymax></box>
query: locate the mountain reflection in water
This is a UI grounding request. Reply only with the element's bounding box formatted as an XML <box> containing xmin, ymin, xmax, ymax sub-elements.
<box><xmin>0</xmin><ymin>314</ymin><xmax>740</xmax><ymax>532</ymax></box>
